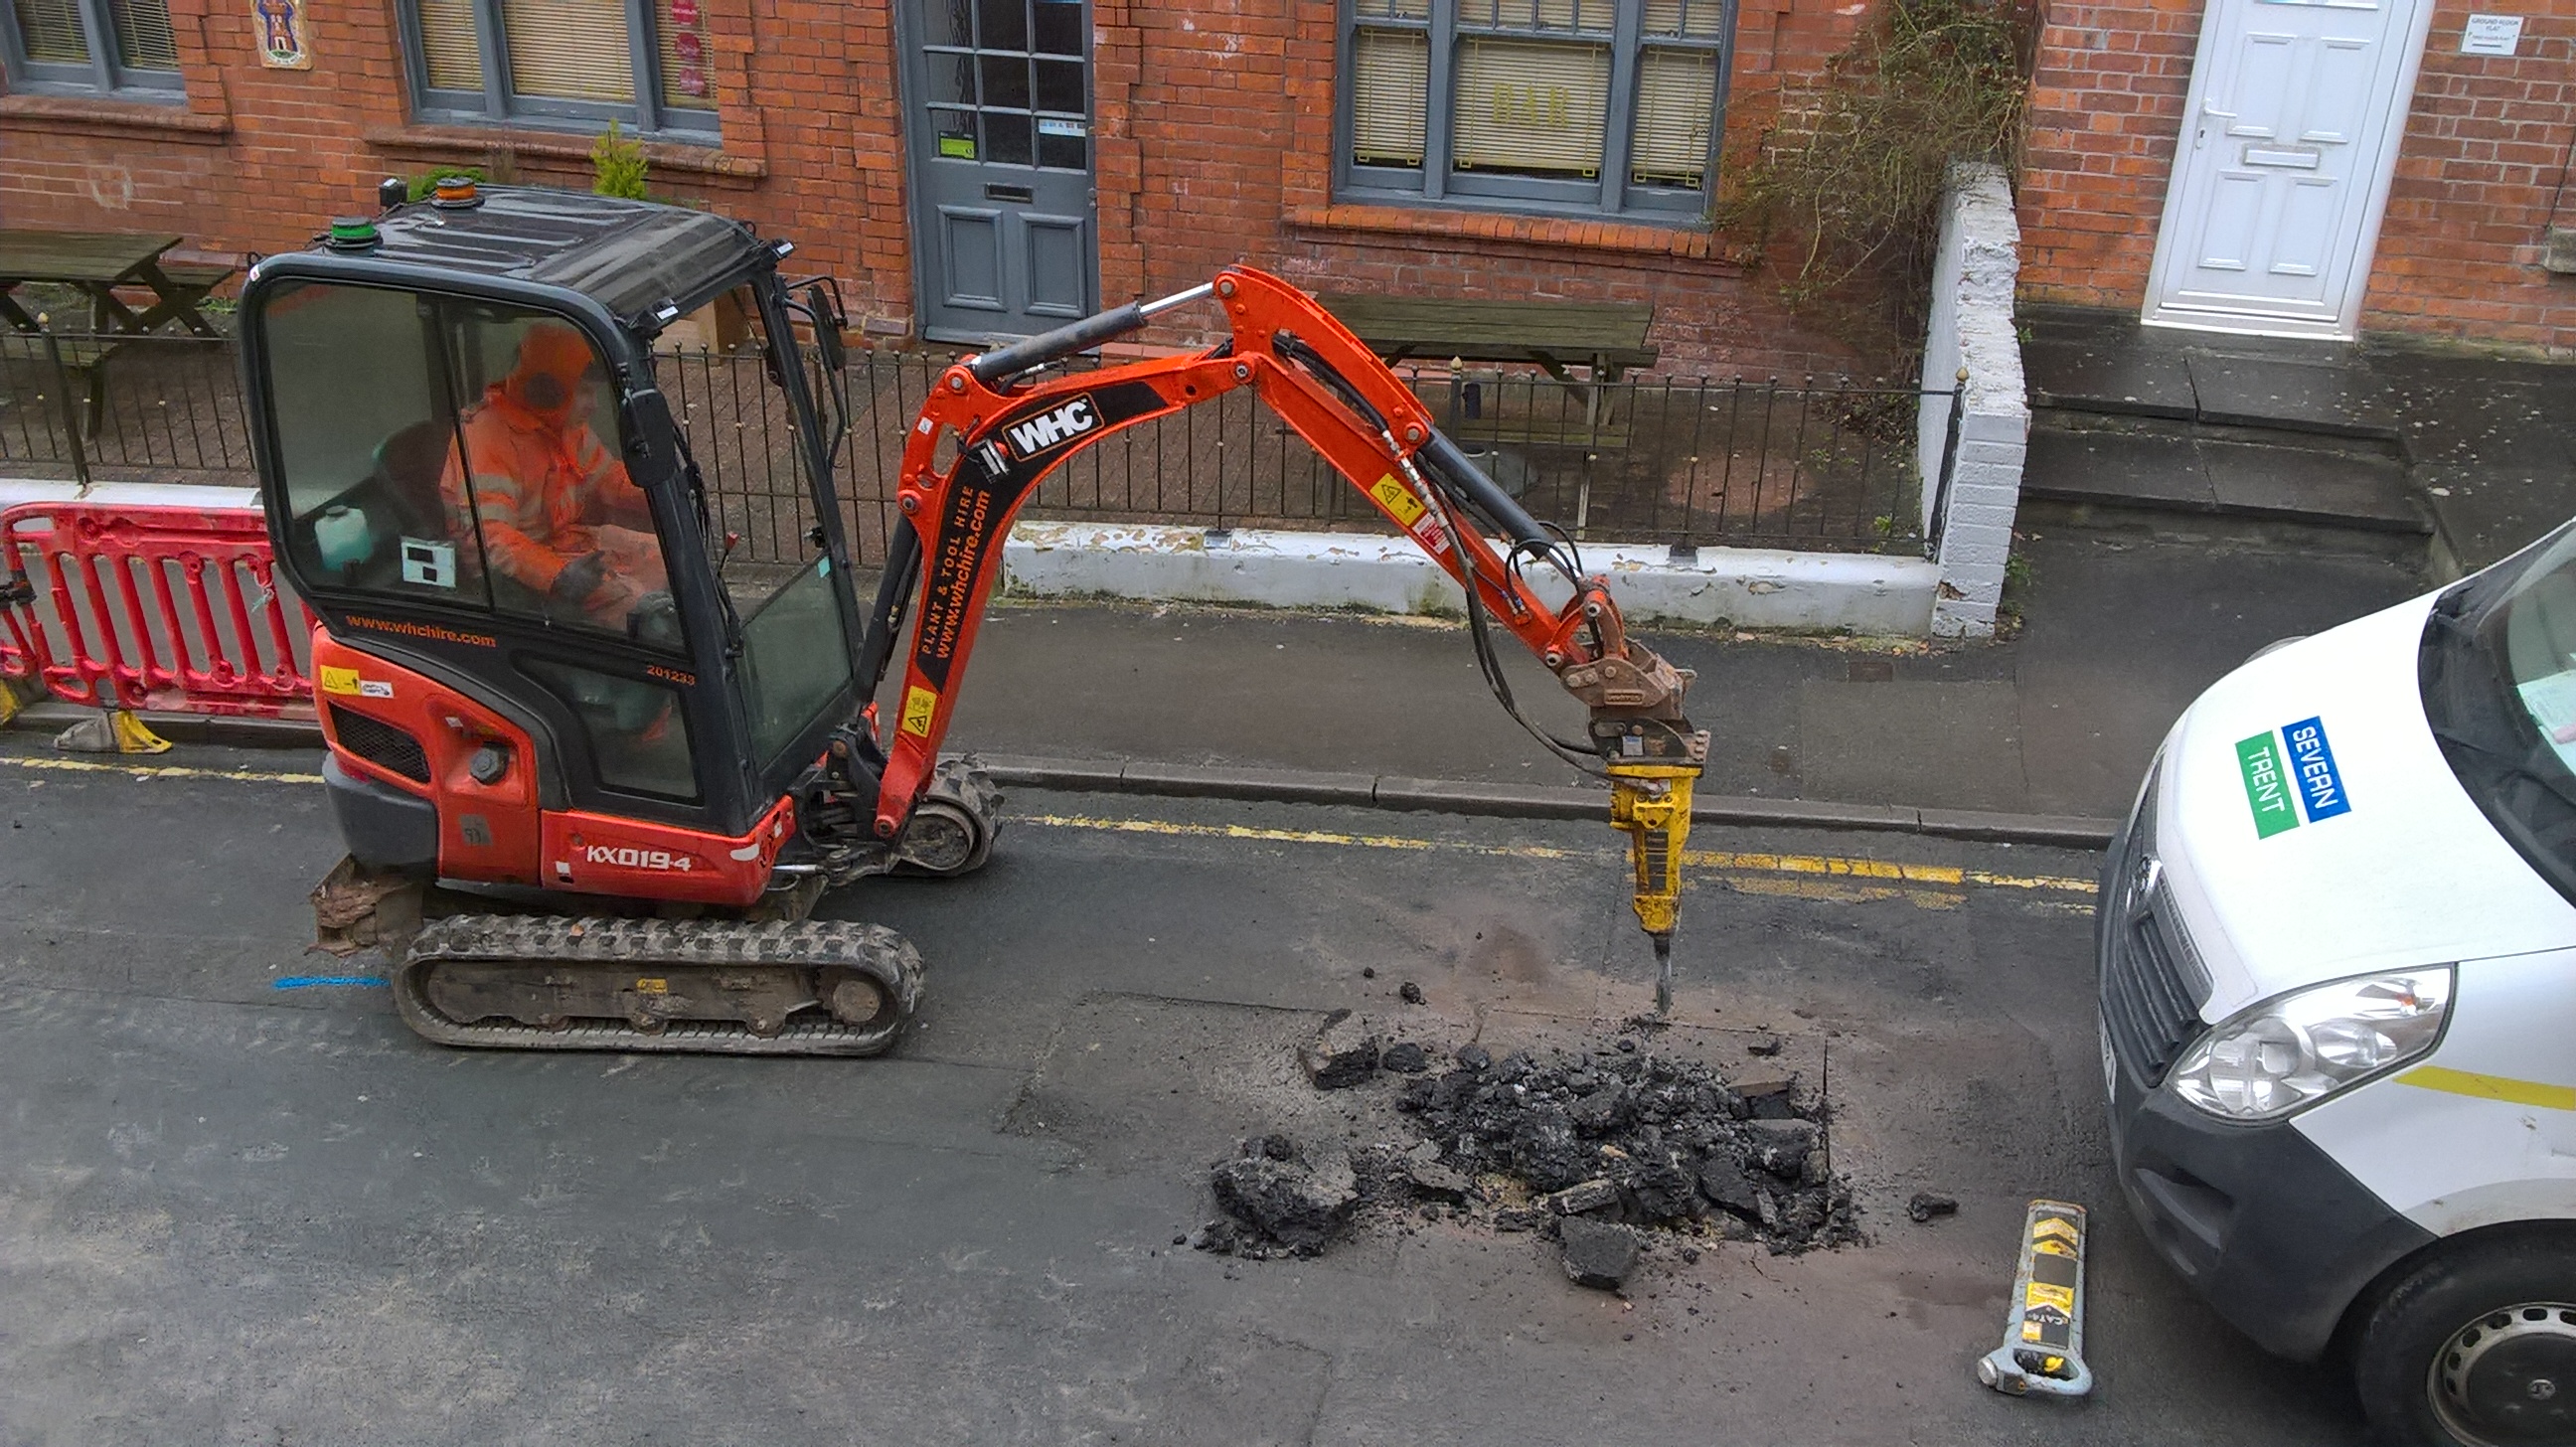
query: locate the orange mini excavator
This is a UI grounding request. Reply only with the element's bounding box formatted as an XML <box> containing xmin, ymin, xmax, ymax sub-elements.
<box><xmin>242</xmin><ymin>183</ymin><xmax>1706</xmax><ymax>1056</ymax></box>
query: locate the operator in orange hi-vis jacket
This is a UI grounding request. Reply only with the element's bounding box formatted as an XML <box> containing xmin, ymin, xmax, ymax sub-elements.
<box><xmin>440</xmin><ymin>320</ymin><xmax>668</xmax><ymax>629</ymax></box>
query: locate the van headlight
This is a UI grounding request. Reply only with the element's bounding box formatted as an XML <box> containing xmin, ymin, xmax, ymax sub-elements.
<box><xmin>2168</xmin><ymin>968</ymin><xmax>2454</xmax><ymax>1121</ymax></box>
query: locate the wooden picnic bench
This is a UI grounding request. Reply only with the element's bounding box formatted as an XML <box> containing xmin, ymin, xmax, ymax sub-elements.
<box><xmin>1318</xmin><ymin>295</ymin><xmax>1658</xmax><ymax>378</ymax></box>
<box><xmin>1318</xmin><ymin>293</ymin><xmax>1657</xmax><ymax>443</ymax></box>
<box><xmin>0</xmin><ymin>229</ymin><xmax>242</xmax><ymax>439</ymax></box>
<box><xmin>0</xmin><ymin>229</ymin><xmax>236</xmax><ymax>339</ymax></box>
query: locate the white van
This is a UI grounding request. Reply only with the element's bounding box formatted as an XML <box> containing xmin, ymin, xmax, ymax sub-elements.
<box><xmin>2101</xmin><ymin>524</ymin><xmax>2576</xmax><ymax>1446</ymax></box>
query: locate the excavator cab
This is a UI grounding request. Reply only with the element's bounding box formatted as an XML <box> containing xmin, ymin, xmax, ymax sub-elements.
<box><xmin>242</xmin><ymin>185</ymin><xmax>898</xmax><ymax>902</ymax></box>
<box><xmin>242</xmin><ymin>185</ymin><xmax>969</xmax><ymax>1053</ymax></box>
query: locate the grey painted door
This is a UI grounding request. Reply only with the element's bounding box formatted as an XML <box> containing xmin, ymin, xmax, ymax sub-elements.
<box><xmin>901</xmin><ymin>0</ymin><xmax>1097</xmax><ymax>344</ymax></box>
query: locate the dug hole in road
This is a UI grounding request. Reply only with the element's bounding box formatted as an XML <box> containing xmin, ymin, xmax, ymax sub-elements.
<box><xmin>0</xmin><ymin>743</ymin><xmax>2366</xmax><ymax>1444</ymax></box>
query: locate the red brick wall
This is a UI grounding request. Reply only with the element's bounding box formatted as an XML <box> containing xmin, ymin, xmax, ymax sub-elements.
<box><xmin>2374</xmin><ymin>0</ymin><xmax>2576</xmax><ymax>342</ymax></box>
<box><xmin>2018</xmin><ymin>0</ymin><xmax>2576</xmax><ymax>351</ymax></box>
<box><xmin>1096</xmin><ymin>0</ymin><xmax>1879</xmax><ymax>377</ymax></box>
<box><xmin>0</xmin><ymin>0</ymin><xmax>411</xmax><ymax>269</ymax></box>
<box><xmin>0</xmin><ymin>0</ymin><xmax>902</xmax><ymax>316</ymax></box>
<box><xmin>2</xmin><ymin>0</ymin><xmax>1878</xmax><ymax>375</ymax></box>
<box><xmin>2014</xmin><ymin>0</ymin><xmax>2194</xmax><ymax>307</ymax></box>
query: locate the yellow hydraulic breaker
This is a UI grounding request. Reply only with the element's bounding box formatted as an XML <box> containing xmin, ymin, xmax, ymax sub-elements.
<box><xmin>1609</xmin><ymin>760</ymin><xmax>1698</xmax><ymax>1015</ymax></box>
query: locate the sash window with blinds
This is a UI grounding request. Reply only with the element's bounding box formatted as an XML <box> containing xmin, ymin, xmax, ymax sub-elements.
<box><xmin>1341</xmin><ymin>0</ymin><xmax>1729</xmax><ymax>221</ymax></box>
<box><xmin>1</xmin><ymin>0</ymin><xmax>181</xmax><ymax>96</ymax></box>
<box><xmin>402</xmin><ymin>0</ymin><xmax>720</xmax><ymax>136</ymax></box>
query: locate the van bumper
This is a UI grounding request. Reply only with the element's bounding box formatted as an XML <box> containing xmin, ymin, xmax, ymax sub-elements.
<box><xmin>2102</xmin><ymin>1014</ymin><xmax>2438</xmax><ymax>1361</ymax></box>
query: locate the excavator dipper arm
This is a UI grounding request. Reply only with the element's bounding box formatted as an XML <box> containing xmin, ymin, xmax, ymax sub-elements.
<box><xmin>864</xmin><ymin>267</ymin><xmax>1707</xmax><ymax>987</ymax></box>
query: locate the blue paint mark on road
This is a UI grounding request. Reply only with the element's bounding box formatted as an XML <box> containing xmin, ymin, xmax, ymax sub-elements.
<box><xmin>272</xmin><ymin>975</ymin><xmax>390</xmax><ymax>990</ymax></box>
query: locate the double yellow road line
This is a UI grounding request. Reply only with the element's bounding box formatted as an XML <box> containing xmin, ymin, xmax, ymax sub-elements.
<box><xmin>0</xmin><ymin>753</ymin><xmax>326</xmax><ymax>786</ymax></box>
<box><xmin>0</xmin><ymin>754</ymin><xmax>2100</xmax><ymax>912</ymax></box>
<box><xmin>1015</xmin><ymin>811</ymin><xmax>2096</xmax><ymax>911</ymax></box>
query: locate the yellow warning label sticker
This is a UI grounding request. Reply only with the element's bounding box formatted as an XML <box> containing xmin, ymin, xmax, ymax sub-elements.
<box><xmin>2024</xmin><ymin>1282</ymin><xmax>2076</xmax><ymax>1313</ymax></box>
<box><xmin>899</xmin><ymin>685</ymin><xmax>939</xmax><ymax>738</ymax></box>
<box><xmin>318</xmin><ymin>665</ymin><xmax>362</xmax><ymax>697</ymax></box>
<box><xmin>1368</xmin><ymin>475</ymin><xmax>1426</xmax><ymax>528</ymax></box>
<box><xmin>634</xmin><ymin>978</ymin><xmax>668</xmax><ymax>995</ymax></box>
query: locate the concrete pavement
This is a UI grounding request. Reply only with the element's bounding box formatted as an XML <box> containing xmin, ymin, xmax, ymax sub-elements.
<box><xmin>921</xmin><ymin>525</ymin><xmax>2420</xmax><ymax>823</ymax></box>
<box><xmin>7</xmin><ymin>521</ymin><xmax>2423</xmax><ymax>837</ymax></box>
<box><xmin>0</xmin><ymin>520</ymin><xmax>2231</xmax><ymax>838</ymax></box>
<box><xmin>2022</xmin><ymin>306</ymin><xmax>2576</xmax><ymax>577</ymax></box>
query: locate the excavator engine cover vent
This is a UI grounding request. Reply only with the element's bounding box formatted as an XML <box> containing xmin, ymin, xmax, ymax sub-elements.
<box><xmin>331</xmin><ymin>705</ymin><xmax>431</xmax><ymax>784</ymax></box>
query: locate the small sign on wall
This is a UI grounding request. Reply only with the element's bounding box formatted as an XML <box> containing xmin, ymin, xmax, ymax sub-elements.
<box><xmin>254</xmin><ymin>0</ymin><xmax>312</xmax><ymax>69</ymax></box>
<box><xmin>2460</xmin><ymin>14</ymin><xmax>2523</xmax><ymax>55</ymax></box>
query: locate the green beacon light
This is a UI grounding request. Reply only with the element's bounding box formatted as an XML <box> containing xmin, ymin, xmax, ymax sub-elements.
<box><xmin>326</xmin><ymin>217</ymin><xmax>382</xmax><ymax>252</ymax></box>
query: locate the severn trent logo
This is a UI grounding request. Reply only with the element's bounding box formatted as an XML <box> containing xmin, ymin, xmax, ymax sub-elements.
<box><xmin>2236</xmin><ymin>716</ymin><xmax>2350</xmax><ymax>839</ymax></box>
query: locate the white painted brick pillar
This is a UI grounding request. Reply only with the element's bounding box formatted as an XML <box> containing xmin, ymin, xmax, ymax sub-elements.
<box><xmin>1915</xmin><ymin>160</ymin><xmax>2028</xmax><ymax>640</ymax></box>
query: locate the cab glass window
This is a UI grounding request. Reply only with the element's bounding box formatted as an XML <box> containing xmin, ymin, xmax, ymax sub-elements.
<box><xmin>256</xmin><ymin>281</ymin><xmax>684</xmax><ymax>654</ymax></box>
<box><xmin>738</xmin><ymin>556</ymin><xmax>851</xmax><ymax>766</ymax></box>
<box><xmin>440</xmin><ymin>306</ymin><xmax>681</xmax><ymax>652</ymax></box>
<box><xmin>260</xmin><ymin>281</ymin><xmax>490</xmax><ymax>608</ymax></box>
<box><xmin>650</xmin><ymin>282</ymin><xmax>857</xmax><ymax>758</ymax></box>
<box><xmin>521</xmin><ymin>656</ymin><xmax>698</xmax><ymax>800</ymax></box>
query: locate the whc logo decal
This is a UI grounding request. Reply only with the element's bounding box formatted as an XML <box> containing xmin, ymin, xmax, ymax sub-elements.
<box><xmin>1003</xmin><ymin>396</ymin><xmax>1098</xmax><ymax>460</ymax></box>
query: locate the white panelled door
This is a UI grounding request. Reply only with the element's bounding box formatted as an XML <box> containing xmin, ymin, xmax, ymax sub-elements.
<box><xmin>2143</xmin><ymin>0</ymin><xmax>2435</xmax><ymax>338</ymax></box>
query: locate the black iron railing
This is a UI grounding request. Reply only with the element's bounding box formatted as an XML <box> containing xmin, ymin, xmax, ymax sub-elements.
<box><xmin>1</xmin><ymin>332</ymin><xmax>1961</xmax><ymax>566</ymax></box>
<box><xmin>0</xmin><ymin>331</ymin><xmax>252</xmax><ymax>483</ymax></box>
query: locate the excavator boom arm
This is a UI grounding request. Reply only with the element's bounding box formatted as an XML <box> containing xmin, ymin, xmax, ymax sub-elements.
<box><xmin>864</xmin><ymin>267</ymin><xmax>1705</xmax><ymax>975</ymax></box>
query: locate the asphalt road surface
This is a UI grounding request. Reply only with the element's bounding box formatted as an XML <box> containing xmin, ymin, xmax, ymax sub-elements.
<box><xmin>0</xmin><ymin>742</ymin><xmax>2368</xmax><ymax>1445</ymax></box>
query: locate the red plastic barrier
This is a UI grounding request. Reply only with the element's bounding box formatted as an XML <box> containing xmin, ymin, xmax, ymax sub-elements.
<box><xmin>0</xmin><ymin>501</ymin><xmax>312</xmax><ymax>718</ymax></box>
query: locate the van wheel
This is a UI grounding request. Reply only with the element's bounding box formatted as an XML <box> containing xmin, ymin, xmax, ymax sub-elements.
<box><xmin>2353</xmin><ymin>1232</ymin><xmax>2576</xmax><ymax>1446</ymax></box>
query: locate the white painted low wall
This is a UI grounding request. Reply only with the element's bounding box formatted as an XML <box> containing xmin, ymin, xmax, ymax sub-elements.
<box><xmin>0</xmin><ymin>477</ymin><xmax>259</xmax><ymax>512</ymax></box>
<box><xmin>1916</xmin><ymin>160</ymin><xmax>2029</xmax><ymax>640</ymax></box>
<box><xmin>1005</xmin><ymin>522</ymin><xmax>1940</xmax><ymax>636</ymax></box>
<box><xmin>0</xmin><ymin>478</ymin><xmax>1939</xmax><ymax>636</ymax></box>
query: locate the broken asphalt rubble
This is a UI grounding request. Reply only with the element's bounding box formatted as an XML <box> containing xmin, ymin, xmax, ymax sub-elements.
<box><xmin>1296</xmin><ymin>1010</ymin><xmax>1378</xmax><ymax>1090</ymax></box>
<box><xmin>1202</xmin><ymin>1134</ymin><xmax>1360</xmax><ymax>1256</ymax></box>
<box><xmin>1196</xmin><ymin>1016</ymin><xmax>1862</xmax><ymax>1283</ymax></box>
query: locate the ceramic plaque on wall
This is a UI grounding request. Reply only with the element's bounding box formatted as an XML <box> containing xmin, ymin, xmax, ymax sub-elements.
<box><xmin>254</xmin><ymin>0</ymin><xmax>312</xmax><ymax>69</ymax></box>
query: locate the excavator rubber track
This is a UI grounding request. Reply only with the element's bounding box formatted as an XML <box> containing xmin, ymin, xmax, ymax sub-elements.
<box><xmin>395</xmin><ymin>914</ymin><xmax>924</xmax><ymax>1056</ymax></box>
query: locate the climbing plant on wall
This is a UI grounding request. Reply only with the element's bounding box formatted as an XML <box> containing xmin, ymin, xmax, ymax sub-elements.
<box><xmin>1721</xmin><ymin>0</ymin><xmax>2030</xmax><ymax>353</ymax></box>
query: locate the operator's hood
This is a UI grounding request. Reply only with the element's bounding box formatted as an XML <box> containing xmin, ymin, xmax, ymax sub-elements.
<box><xmin>2157</xmin><ymin>592</ymin><xmax>2576</xmax><ymax>1020</ymax></box>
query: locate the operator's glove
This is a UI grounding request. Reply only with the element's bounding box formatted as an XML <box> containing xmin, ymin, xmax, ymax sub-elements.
<box><xmin>589</xmin><ymin>572</ymin><xmax>649</xmax><ymax>621</ymax></box>
<box><xmin>548</xmin><ymin>551</ymin><xmax>608</xmax><ymax>607</ymax></box>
